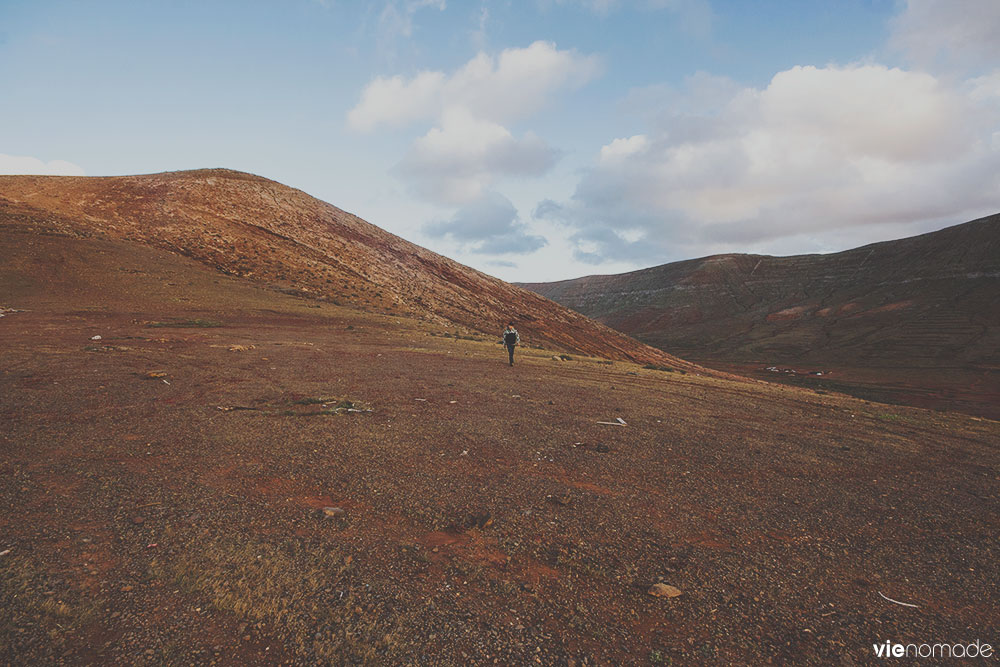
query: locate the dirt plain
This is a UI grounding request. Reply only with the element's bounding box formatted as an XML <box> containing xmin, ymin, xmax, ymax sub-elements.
<box><xmin>2</xmin><ymin>226</ymin><xmax>998</xmax><ymax>665</ymax></box>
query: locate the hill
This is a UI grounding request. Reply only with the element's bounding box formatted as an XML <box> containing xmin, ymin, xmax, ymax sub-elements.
<box><xmin>521</xmin><ymin>215</ymin><xmax>1000</xmax><ymax>417</ymax></box>
<box><xmin>0</xmin><ymin>169</ymin><xmax>692</xmax><ymax>370</ymax></box>
<box><xmin>2</xmin><ymin>214</ymin><xmax>998</xmax><ymax>664</ymax></box>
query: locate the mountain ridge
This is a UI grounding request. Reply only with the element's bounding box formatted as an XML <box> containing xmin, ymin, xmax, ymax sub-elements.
<box><xmin>520</xmin><ymin>214</ymin><xmax>1000</xmax><ymax>415</ymax></box>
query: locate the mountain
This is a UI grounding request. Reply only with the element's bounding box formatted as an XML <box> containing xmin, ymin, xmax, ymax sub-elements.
<box><xmin>0</xmin><ymin>168</ymin><xmax>693</xmax><ymax>370</ymax></box>
<box><xmin>521</xmin><ymin>215</ymin><xmax>1000</xmax><ymax>416</ymax></box>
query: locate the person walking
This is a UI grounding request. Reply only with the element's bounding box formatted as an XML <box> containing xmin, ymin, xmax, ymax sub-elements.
<box><xmin>502</xmin><ymin>322</ymin><xmax>520</xmax><ymax>366</ymax></box>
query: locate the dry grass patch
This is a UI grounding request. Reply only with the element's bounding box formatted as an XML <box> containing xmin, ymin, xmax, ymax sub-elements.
<box><xmin>149</xmin><ymin>536</ymin><xmax>405</xmax><ymax>663</ymax></box>
<box><xmin>0</xmin><ymin>554</ymin><xmax>99</xmax><ymax>655</ymax></box>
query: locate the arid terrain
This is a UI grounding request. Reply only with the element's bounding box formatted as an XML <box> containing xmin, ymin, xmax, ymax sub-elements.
<box><xmin>2</xmin><ymin>173</ymin><xmax>998</xmax><ymax>665</ymax></box>
<box><xmin>521</xmin><ymin>216</ymin><xmax>1000</xmax><ymax>419</ymax></box>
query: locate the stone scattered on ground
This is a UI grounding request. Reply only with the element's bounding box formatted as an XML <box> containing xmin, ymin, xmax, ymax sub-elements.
<box><xmin>648</xmin><ymin>583</ymin><xmax>683</xmax><ymax>598</ymax></box>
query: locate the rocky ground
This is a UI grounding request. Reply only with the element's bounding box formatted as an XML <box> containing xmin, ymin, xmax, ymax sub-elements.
<box><xmin>2</xmin><ymin>230</ymin><xmax>998</xmax><ymax>665</ymax></box>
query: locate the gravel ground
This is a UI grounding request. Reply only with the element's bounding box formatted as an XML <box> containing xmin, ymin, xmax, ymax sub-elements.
<box><xmin>1</xmin><ymin>231</ymin><xmax>998</xmax><ymax>665</ymax></box>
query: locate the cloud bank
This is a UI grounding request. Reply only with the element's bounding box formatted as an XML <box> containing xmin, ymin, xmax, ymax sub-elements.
<box><xmin>539</xmin><ymin>61</ymin><xmax>1000</xmax><ymax>264</ymax></box>
<box><xmin>348</xmin><ymin>40</ymin><xmax>601</xmax><ymax>132</ymax></box>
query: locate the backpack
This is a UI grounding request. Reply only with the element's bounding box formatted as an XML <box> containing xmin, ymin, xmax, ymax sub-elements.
<box><xmin>503</xmin><ymin>330</ymin><xmax>518</xmax><ymax>345</ymax></box>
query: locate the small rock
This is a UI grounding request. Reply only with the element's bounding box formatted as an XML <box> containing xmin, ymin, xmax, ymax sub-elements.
<box><xmin>130</xmin><ymin>515</ymin><xmax>145</xmax><ymax>525</ymax></box>
<box><xmin>322</xmin><ymin>506</ymin><xmax>346</xmax><ymax>518</ymax></box>
<box><xmin>90</xmin><ymin>335</ymin><xmax>102</xmax><ymax>341</ymax></box>
<box><xmin>648</xmin><ymin>583</ymin><xmax>683</xmax><ymax>598</ymax></box>
<box><xmin>546</xmin><ymin>494</ymin><xmax>571</xmax><ymax>506</ymax></box>
<box><xmin>145</xmin><ymin>371</ymin><xmax>167</xmax><ymax>379</ymax></box>
<box><xmin>596</xmin><ymin>444</ymin><xmax>611</xmax><ymax>453</ymax></box>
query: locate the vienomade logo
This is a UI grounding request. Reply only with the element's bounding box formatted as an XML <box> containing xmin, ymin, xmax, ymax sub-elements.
<box><xmin>872</xmin><ymin>640</ymin><xmax>994</xmax><ymax>659</ymax></box>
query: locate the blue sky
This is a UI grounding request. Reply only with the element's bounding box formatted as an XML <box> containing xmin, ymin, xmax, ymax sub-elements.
<box><xmin>2</xmin><ymin>0</ymin><xmax>998</xmax><ymax>281</ymax></box>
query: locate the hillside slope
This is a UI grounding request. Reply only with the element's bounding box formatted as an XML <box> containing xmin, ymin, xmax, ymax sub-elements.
<box><xmin>522</xmin><ymin>215</ymin><xmax>1000</xmax><ymax>414</ymax></box>
<box><xmin>522</xmin><ymin>214</ymin><xmax>1000</xmax><ymax>364</ymax></box>
<box><xmin>0</xmin><ymin>168</ymin><xmax>691</xmax><ymax>369</ymax></box>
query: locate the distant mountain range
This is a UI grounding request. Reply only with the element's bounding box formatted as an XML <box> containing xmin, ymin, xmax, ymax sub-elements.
<box><xmin>0</xmin><ymin>168</ymin><xmax>694</xmax><ymax>369</ymax></box>
<box><xmin>521</xmin><ymin>215</ymin><xmax>1000</xmax><ymax>415</ymax></box>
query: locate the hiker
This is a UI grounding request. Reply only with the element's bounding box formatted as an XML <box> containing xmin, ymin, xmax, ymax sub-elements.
<box><xmin>502</xmin><ymin>322</ymin><xmax>520</xmax><ymax>366</ymax></box>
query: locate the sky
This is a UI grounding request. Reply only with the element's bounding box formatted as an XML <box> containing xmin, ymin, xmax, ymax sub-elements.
<box><xmin>1</xmin><ymin>0</ymin><xmax>998</xmax><ymax>282</ymax></box>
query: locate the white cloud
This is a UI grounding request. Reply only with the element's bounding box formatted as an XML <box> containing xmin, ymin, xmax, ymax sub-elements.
<box><xmin>599</xmin><ymin>134</ymin><xmax>648</xmax><ymax>163</ymax></box>
<box><xmin>759</xmin><ymin>65</ymin><xmax>973</xmax><ymax>162</ymax></box>
<box><xmin>890</xmin><ymin>0</ymin><xmax>1000</xmax><ymax>70</ymax></box>
<box><xmin>396</xmin><ymin>107</ymin><xmax>558</xmax><ymax>204</ymax></box>
<box><xmin>0</xmin><ymin>154</ymin><xmax>85</xmax><ymax>176</ymax></box>
<box><xmin>348</xmin><ymin>40</ymin><xmax>601</xmax><ymax>131</ymax></box>
<box><xmin>542</xmin><ymin>63</ymin><xmax>1000</xmax><ymax>264</ymax></box>
<box><xmin>348</xmin><ymin>70</ymin><xmax>446</xmax><ymax>132</ymax></box>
